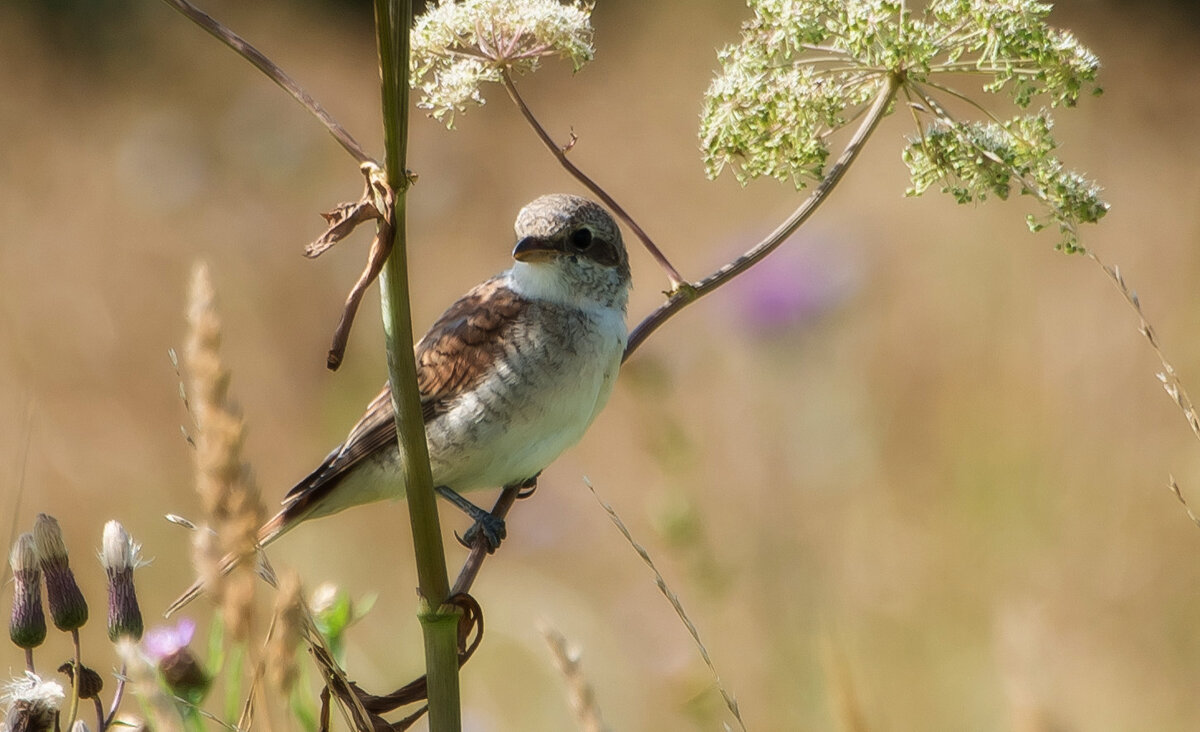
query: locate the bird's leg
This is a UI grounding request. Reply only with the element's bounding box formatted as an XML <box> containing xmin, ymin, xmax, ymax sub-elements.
<box><xmin>435</xmin><ymin>486</ymin><xmax>507</xmax><ymax>552</ymax></box>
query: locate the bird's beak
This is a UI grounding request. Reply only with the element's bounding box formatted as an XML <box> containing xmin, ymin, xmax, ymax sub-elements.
<box><xmin>512</xmin><ymin>236</ymin><xmax>561</xmax><ymax>263</ymax></box>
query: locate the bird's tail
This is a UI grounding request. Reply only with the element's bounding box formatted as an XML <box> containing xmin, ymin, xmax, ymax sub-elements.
<box><xmin>162</xmin><ymin>508</ymin><xmax>295</xmax><ymax>618</ymax></box>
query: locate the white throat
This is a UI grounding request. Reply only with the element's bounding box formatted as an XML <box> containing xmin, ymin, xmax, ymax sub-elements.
<box><xmin>507</xmin><ymin>261</ymin><xmax>573</xmax><ymax>305</ymax></box>
<box><xmin>507</xmin><ymin>260</ymin><xmax>627</xmax><ymax>313</ymax></box>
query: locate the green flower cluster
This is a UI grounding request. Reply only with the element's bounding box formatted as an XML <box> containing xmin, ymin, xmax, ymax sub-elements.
<box><xmin>701</xmin><ymin>0</ymin><xmax>1106</xmax><ymax>250</ymax></box>
<box><xmin>411</xmin><ymin>0</ymin><xmax>595</xmax><ymax>127</ymax></box>
<box><xmin>903</xmin><ymin>114</ymin><xmax>1107</xmax><ymax>252</ymax></box>
<box><xmin>700</xmin><ymin>0</ymin><xmax>882</xmax><ymax>187</ymax></box>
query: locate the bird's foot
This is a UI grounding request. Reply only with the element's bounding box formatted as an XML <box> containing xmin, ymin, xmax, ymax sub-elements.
<box><xmin>436</xmin><ymin>485</ymin><xmax>507</xmax><ymax>553</ymax></box>
<box><xmin>457</xmin><ymin>513</ymin><xmax>507</xmax><ymax>553</ymax></box>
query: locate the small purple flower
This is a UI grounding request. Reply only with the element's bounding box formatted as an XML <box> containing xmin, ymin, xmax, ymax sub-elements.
<box><xmin>143</xmin><ymin>618</ymin><xmax>196</xmax><ymax>661</ymax></box>
<box><xmin>728</xmin><ymin>234</ymin><xmax>859</xmax><ymax>335</ymax></box>
<box><xmin>142</xmin><ymin>618</ymin><xmax>209</xmax><ymax>700</ymax></box>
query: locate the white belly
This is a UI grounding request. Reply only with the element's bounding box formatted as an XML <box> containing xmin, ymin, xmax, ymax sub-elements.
<box><xmin>426</xmin><ymin>305</ymin><xmax>626</xmax><ymax>492</ymax></box>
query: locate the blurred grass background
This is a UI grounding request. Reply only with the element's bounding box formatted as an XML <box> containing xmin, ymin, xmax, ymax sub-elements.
<box><xmin>4</xmin><ymin>0</ymin><xmax>1200</xmax><ymax>729</ymax></box>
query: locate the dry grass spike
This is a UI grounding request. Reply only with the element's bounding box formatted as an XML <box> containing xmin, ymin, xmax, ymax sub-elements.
<box><xmin>184</xmin><ymin>261</ymin><xmax>267</xmax><ymax>642</ymax></box>
<box><xmin>540</xmin><ymin>621</ymin><xmax>608</xmax><ymax>732</ymax></box>
<box><xmin>585</xmin><ymin>478</ymin><xmax>747</xmax><ymax>732</ymax></box>
<box><xmin>266</xmin><ymin>571</ymin><xmax>304</xmax><ymax>697</ymax></box>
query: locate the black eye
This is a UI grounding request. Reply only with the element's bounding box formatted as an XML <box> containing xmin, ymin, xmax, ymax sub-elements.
<box><xmin>570</xmin><ymin>227</ymin><xmax>593</xmax><ymax>250</ymax></box>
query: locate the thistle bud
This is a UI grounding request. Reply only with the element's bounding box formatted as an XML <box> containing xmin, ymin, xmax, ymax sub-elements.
<box><xmin>1</xmin><ymin>673</ymin><xmax>64</xmax><ymax>732</ymax></box>
<box><xmin>100</xmin><ymin>521</ymin><xmax>144</xmax><ymax>642</ymax></box>
<box><xmin>56</xmin><ymin>661</ymin><xmax>104</xmax><ymax>700</ymax></box>
<box><xmin>32</xmin><ymin>514</ymin><xmax>88</xmax><ymax>632</ymax></box>
<box><xmin>9</xmin><ymin>533</ymin><xmax>46</xmax><ymax>650</ymax></box>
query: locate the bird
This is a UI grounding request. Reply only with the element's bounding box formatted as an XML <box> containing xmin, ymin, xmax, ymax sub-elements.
<box><xmin>165</xmin><ymin>193</ymin><xmax>631</xmax><ymax>617</ymax></box>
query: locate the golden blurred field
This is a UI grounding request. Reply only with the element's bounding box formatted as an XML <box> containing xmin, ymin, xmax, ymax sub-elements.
<box><xmin>4</xmin><ymin>1</ymin><xmax>1200</xmax><ymax>729</ymax></box>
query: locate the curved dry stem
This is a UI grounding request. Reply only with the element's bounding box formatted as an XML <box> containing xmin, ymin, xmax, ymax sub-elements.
<box><xmin>624</xmin><ymin>73</ymin><xmax>902</xmax><ymax>360</ymax></box>
<box><xmin>1088</xmin><ymin>250</ymin><xmax>1200</xmax><ymax>443</ymax></box>
<box><xmin>500</xmin><ymin>70</ymin><xmax>685</xmax><ymax>289</ymax></box>
<box><xmin>160</xmin><ymin>0</ymin><xmax>375</xmax><ymax>166</ymax></box>
<box><xmin>1079</xmin><ymin>250</ymin><xmax>1200</xmax><ymax>531</ymax></box>
<box><xmin>586</xmin><ymin>478</ymin><xmax>747</xmax><ymax>732</ymax></box>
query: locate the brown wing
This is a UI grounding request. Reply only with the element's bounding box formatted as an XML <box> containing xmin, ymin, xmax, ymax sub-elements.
<box><xmin>281</xmin><ymin>277</ymin><xmax>528</xmax><ymax>508</ymax></box>
<box><xmin>416</xmin><ymin>276</ymin><xmax>528</xmax><ymax>421</ymax></box>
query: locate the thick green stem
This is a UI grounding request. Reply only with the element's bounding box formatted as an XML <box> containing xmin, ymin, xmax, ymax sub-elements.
<box><xmin>373</xmin><ymin>0</ymin><xmax>461</xmax><ymax>729</ymax></box>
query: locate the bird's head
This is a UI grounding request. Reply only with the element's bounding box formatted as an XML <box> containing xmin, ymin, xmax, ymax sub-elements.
<box><xmin>510</xmin><ymin>194</ymin><xmax>631</xmax><ymax>311</ymax></box>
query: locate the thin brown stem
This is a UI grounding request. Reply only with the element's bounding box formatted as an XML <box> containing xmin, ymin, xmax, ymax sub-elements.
<box><xmin>93</xmin><ymin>697</ymin><xmax>105</xmax><ymax>732</ymax></box>
<box><xmin>103</xmin><ymin>665</ymin><xmax>127</xmax><ymax>731</ymax></box>
<box><xmin>159</xmin><ymin>0</ymin><xmax>374</xmax><ymax>166</ymax></box>
<box><xmin>624</xmin><ymin>73</ymin><xmax>902</xmax><ymax>360</ymax></box>
<box><xmin>500</xmin><ymin>70</ymin><xmax>685</xmax><ymax>289</ymax></box>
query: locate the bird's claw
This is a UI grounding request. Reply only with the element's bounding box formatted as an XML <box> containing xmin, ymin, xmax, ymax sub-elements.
<box><xmin>459</xmin><ymin>513</ymin><xmax>506</xmax><ymax>553</ymax></box>
<box><xmin>515</xmin><ymin>474</ymin><xmax>540</xmax><ymax>499</ymax></box>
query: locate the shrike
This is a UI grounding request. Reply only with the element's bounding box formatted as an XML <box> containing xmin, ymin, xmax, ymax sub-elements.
<box><xmin>167</xmin><ymin>194</ymin><xmax>631</xmax><ymax>616</ymax></box>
